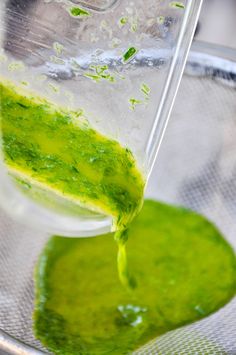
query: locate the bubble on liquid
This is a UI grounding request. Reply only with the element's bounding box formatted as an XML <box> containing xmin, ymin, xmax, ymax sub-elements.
<box><xmin>117</xmin><ymin>304</ymin><xmax>147</xmax><ymax>327</ymax></box>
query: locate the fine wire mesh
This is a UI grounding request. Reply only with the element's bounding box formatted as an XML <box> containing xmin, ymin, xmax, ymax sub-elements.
<box><xmin>1</xmin><ymin>54</ymin><xmax>236</xmax><ymax>354</ymax></box>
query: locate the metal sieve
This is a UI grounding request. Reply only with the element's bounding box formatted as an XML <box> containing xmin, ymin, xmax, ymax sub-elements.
<box><xmin>1</xmin><ymin>41</ymin><xmax>236</xmax><ymax>354</ymax></box>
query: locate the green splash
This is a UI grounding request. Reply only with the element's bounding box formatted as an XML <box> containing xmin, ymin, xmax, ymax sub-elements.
<box><xmin>34</xmin><ymin>200</ymin><xmax>236</xmax><ymax>354</ymax></box>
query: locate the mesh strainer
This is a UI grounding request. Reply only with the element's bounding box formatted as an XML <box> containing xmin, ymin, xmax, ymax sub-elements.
<box><xmin>1</xmin><ymin>41</ymin><xmax>236</xmax><ymax>354</ymax></box>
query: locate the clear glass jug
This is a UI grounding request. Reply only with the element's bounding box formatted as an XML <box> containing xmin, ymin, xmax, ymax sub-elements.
<box><xmin>0</xmin><ymin>0</ymin><xmax>202</xmax><ymax>236</ymax></box>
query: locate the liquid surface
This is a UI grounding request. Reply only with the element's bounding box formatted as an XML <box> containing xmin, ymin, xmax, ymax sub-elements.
<box><xmin>0</xmin><ymin>79</ymin><xmax>144</xmax><ymax>230</ymax></box>
<box><xmin>34</xmin><ymin>200</ymin><xmax>236</xmax><ymax>355</ymax></box>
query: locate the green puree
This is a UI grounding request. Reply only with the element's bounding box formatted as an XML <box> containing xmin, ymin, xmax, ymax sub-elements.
<box><xmin>34</xmin><ymin>200</ymin><xmax>236</xmax><ymax>355</ymax></box>
<box><xmin>0</xmin><ymin>79</ymin><xmax>144</xmax><ymax>230</ymax></box>
<box><xmin>0</xmin><ymin>78</ymin><xmax>145</xmax><ymax>288</ymax></box>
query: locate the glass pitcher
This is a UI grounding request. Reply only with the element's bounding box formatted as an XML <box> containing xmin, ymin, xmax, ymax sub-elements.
<box><xmin>0</xmin><ymin>0</ymin><xmax>202</xmax><ymax>236</ymax></box>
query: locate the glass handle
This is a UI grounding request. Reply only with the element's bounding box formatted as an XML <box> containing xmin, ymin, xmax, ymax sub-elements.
<box><xmin>145</xmin><ymin>0</ymin><xmax>203</xmax><ymax>178</ymax></box>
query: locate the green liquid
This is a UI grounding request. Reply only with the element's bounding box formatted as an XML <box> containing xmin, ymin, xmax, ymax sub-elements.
<box><xmin>0</xmin><ymin>79</ymin><xmax>145</xmax><ymax>288</ymax></box>
<box><xmin>34</xmin><ymin>200</ymin><xmax>236</xmax><ymax>354</ymax></box>
<box><xmin>0</xmin><ymin>79</ymin><xmax>144</xmax><ymax>230</ymax></box>
<box><xmin>2</xmin><ymin>80</ymin><xmax>236</xmax><ymax>353</ymax></box>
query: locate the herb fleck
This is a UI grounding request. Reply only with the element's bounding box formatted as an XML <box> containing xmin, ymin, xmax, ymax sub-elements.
<box><xmin>157</xmin><ymin>16</ymin><xmax>165</xmax><ymax>24</ymax></box>
<box><xmin>119</xmin><ymin>17</ymin><xmax>128</xmax><ymax>27</ymax></box>
<box><xmin>8</xmin><ymin>62</ymin><xmax>25</xmax><ymax>72</ymax></box>
<box><xmin>170</xmin><ymin>2</ymin><xmax>185</xmax><ymax>9</ymax></box>
<box><xmin>129</xmin><ymin>98</ymin><xmax>142</xmax><ymax>111</ymax></box>
<box><xmin>49</xmin><ymin>56</ymin><xmax>65</xmax><ymax>65</ymax></box>
<box><xmin>130</xmin><ymin>16</ymin><xmax>138</xmax><ymax>33</ymax></box>
<box><xmin>83</xmin><ymin>74</ymin><xmax>100</xmax><ymax>83</ymax></box>
<box><xmin>53</xmin><ymin>42</ymin><xmax>64</xmax><ymax>56</ymax></box>
<box><xmin>129</xmin><ymin>83</ymin><xmax>151</xmax><ymax>110</ymax></box>
<box><xmin>141</xmin><ymin>83</ymin><xmax>151</xmax><ymax>97</ymax></box>
<box><xmin>21</xmin><ymin>81</ymin><xmax>29</xmax><ymax>87</ymax></box>
<box><xmin>123</xmin><ymin>47</ymin><xmax>138</xmax><ymax>63</ymax></box>
<box><xmin>48</xmin><ymin>83</ymin><xmax>60</xmax><ymax>93</ymax></box>
<box><xmin>84</xmin><ymin>65</ymin><xmax>115</xmax><ymax>83</ymax></box>
<box><xmin>69</xmin><ymin>7</ymin><xmax>91</xmax><ymax>17</ymax></box>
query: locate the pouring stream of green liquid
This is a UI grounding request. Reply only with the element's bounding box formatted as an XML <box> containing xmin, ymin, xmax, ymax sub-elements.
<box><xmin>0</xmin><ymin>78</ymin><xmax>144</xmax><ymax>289</ymax></box>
